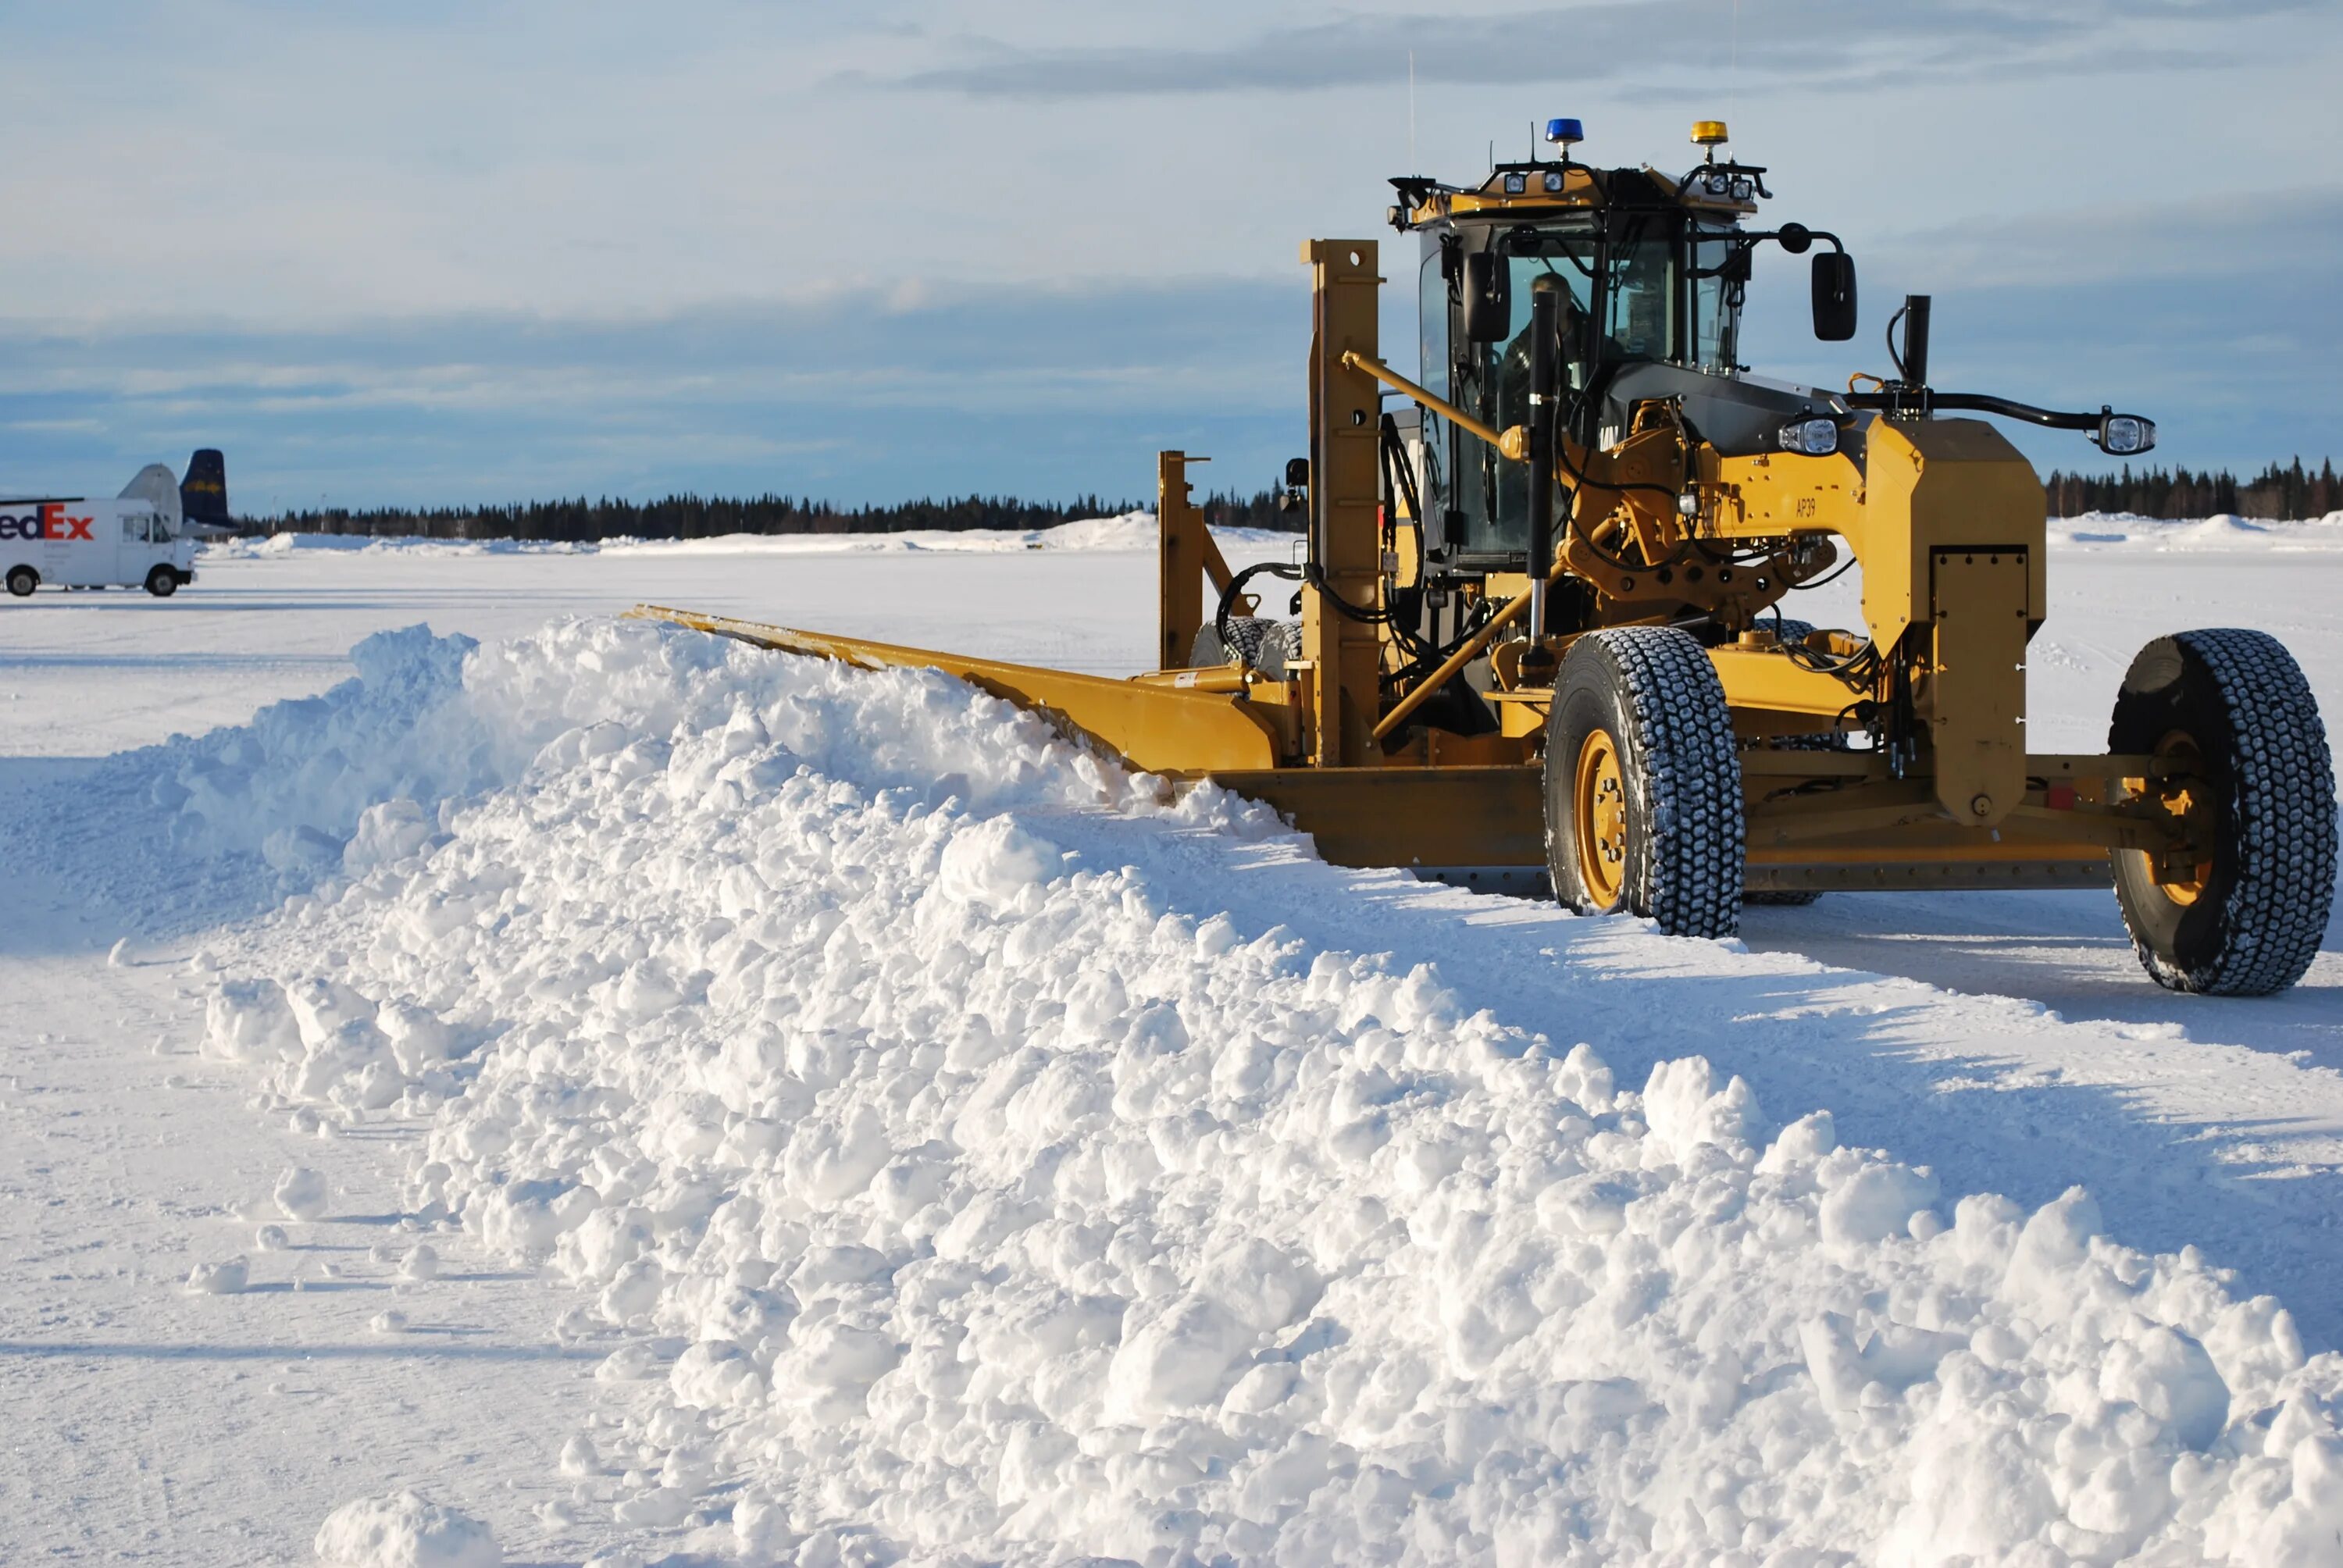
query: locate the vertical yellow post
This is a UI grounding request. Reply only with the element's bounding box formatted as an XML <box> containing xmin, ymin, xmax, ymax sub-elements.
<box><xmin>1302</xmin><ymin>240</ymin><xmax>1383</xmax><ymax>767</ymax></box>
<box><xmin>1158</xmin><ymin>451</ymin><xmax>1200</xmax><ymax>672</ymax></box>
<box><xmin>1157</xmin><ymin>451</ymin><xmax>1236</xmax><ymax>672</ymax></box>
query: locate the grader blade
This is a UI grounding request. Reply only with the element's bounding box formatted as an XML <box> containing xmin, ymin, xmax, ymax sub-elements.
<box><xmin>626</xmin><ymin>606</ymin><xmax>1285</xmax><ymax>774</ymax></box>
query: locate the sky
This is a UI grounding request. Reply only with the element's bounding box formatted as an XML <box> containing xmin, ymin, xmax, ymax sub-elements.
<box><xmin>0</xmin><ymin>0</ymin><xmax>2336</xmax><ymax>512</ymax></box>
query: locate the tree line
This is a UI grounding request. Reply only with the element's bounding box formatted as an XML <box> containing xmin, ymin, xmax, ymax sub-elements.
<box><xmin>239</xmin><ymin>457</ymin><xmax>2339</xmax><ymax>541</ymax></box>
<box><xmin>244</xmin><ymin>488</ymin><xmax>1297</xmax><ymax>542</ymax></box>
<box><xmin>2042</xmin><ymin>458</ymin><xmax>2340</xmax><ymax>521</ymax></box>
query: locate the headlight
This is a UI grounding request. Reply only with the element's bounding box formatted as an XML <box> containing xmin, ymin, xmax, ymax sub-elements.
<box><xmin>1503</xmin><ymin>172</ymin><xmax>1528</xmax><ymax>195</ymax></box>
<box><xmin>1542</xmin><ymin>169</ymin><xmax>1565</xmax><ymax>193</ymax></box>
<box><xmin>1728</xmin><ymin>176</ymin><xmax>1753</xmax><ymax>200</ymax></box>
<box><xmin>1778</xmin><ymin>416</ymin><xmax>1839</xmax><ymax>456</ymax></box>
<box><xmin>1703</xmin><ymin>172</ymin><xmax>1731</xmax><ymax>196</ymax></box>
<box><xmin>2095</xmin><ymin>413</ymin><xmax>2156</xmax><ymax>456</ymax></box>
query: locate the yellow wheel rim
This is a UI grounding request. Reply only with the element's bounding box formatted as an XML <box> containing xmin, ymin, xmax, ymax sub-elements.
<box><xmin>2124</xmin><ymin>729</ymin><xmax>2215</xmax><ymax>906</ymax></box>
<box><xmin>1573</xmin><ymin>728</ymin><xmax>1628</xmax><ymax>908</ymax></box>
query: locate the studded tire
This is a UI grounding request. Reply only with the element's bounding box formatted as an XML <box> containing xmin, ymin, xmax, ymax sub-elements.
<box><xmin>2108</xmin><ymin>629</ymin><xmax>2336</xmax><ymax>996</ymax></box>
<box><xmin>1544</xmin><ymin>626</ymin><xmax>1744</xmax><ymax>939</ymax></box>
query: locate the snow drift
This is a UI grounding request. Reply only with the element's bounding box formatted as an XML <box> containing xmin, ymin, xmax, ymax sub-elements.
<box><xmin>85</xmin><ymin>619</ymin><xmax>2343</xmax><ymax>1563</ymax></box>
<box><xmin>201</xmin><ymin>511</ymin><xmax>1301</xmax><ymax>564</ymax></box>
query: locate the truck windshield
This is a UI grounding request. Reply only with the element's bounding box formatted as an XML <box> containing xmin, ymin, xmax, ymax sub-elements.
<box><xmin>1448</xmin><ymin>224</ymin><xmax>1681</xmax><ymax>559</ymax></box>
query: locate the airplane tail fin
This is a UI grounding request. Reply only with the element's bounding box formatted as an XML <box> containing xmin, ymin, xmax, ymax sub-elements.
<box><xmin>180</xmin><ymin>448</ymin><xmax>229</xmax><ymax>529</ymax></box>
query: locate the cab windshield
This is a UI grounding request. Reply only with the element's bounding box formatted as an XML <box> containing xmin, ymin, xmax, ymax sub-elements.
<box><xmin>1442</xmin><ymin>218</ymin><xmax>1734</xmax><ymax>560</ymax></box>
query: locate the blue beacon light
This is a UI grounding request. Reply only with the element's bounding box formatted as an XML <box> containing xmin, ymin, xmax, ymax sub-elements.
<box><xmin>1545</xmin><ymin>118</ymin><xmax>1583</xmax><ymax>148</ymax></box>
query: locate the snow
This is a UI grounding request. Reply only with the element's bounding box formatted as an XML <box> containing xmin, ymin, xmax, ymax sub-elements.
<box><xmin>201</xmin><ymin>511</ymin><xmax>1297</xmax><ymax>563</ymax></box>
<box><xmin>275</xmin><ymin>1166</ymin><xmax>330</xmax><ymax>1221</ymax></box>
<box><xmin>2</xmin><ymin>517</ymin><xmax>2341</xmax><ymax>1563</ymax></box>
<box><xmin>185</xmin><ymin>1256</ymin><xmax>250</xmax><ymax>1295</ymax></box>
<box><xmin>313</xmin><ymin>1491</ymin><xmax>500</xmax><ymax>1568</ymax></box>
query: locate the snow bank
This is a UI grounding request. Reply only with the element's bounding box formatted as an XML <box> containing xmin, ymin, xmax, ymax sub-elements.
<box><xmin>202</xmin><ymin>533</ymin><xmax>591</xmax><ymax>560</ymax></box>
<box><xmin>599</xmin><ymin>511</ymin><xmax>1296</xmax><ymax>557</ymax></box>
<box><xmin>2050</xmin><ymin>510</ymin><xmax>2343</xmax><ymax>551</ymax></box>
<box><xmin>100</xmin><ymin>620</ymin><xmax>2343</xmax><ymax>1563</ymax></box>
<box><xmin>206</xmin><ymin>514</ymin><xmax>1300</xmax><ymax>564</ymax></box>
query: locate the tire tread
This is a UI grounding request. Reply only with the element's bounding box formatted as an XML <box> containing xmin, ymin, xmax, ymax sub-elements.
<box><xmin>2116</xmin><ymin>628</ymin><xmax>2337</xmax><ymax>995</ymax></box>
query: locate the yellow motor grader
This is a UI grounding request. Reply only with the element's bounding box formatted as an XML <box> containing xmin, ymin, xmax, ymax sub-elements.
<box><xmin>640</xmin><ymin>120</ymin><xmax>2336</xmax><ymax>996</ymax></box>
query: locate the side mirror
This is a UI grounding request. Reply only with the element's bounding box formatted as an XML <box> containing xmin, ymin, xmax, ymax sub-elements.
<box><xmin>1811</xmin><ymin>251</ymin><xmax>1857</xmax><ymax>342</ymax></box>
<box><xmin>1462</xmin><ymin>251</ymin><xmax>1511</xmax><ymax>343</ymax></box>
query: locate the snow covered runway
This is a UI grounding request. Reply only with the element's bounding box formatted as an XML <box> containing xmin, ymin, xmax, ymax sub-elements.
<box><xmin>3</xmin><ymin>519</ymin><xmax>2341</xmax><ymax>1563</ymax></box>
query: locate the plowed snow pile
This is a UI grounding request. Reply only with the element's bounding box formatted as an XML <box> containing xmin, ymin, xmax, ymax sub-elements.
<box><xmin>71</xmin><ymin>620</ymin><xmax>2343</xmax><ymax>1565</ymax></box>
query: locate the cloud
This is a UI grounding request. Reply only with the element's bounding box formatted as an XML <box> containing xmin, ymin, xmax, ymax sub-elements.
<box><xmin>883</xmin><ymin>0</ymin><xmax>2314</xmax><ymax>100</ymax></box>
<box><xmin>0</xmin><ymin>278</ymin><xmax>1314</xmax><ymax>511</ymax></box>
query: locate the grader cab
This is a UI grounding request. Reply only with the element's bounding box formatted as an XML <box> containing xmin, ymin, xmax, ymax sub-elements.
<box><xmin>639</xmin><ymin>120</ymin><xmax>2336</xmax><ymax>996</ymax></box>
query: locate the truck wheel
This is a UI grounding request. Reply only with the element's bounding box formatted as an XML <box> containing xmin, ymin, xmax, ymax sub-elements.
<box><xmin>2109</xmin><ymin>629</ymin><xmax>2336</xmax><ymax>995</ymax></box>
<box><xmin>5</xmin><ymin>566</ymin><xmax>35</xmax><ymax>597</ymax></box>
<box><xmin>145</xmin><ymin>565</ymin><xmax>179</xmax><ymax>598</ymax></box>
<box><xmin>1544</xmin><ymin>626</ymin><xmax>1744</xmax><ymax>938</ymax></box>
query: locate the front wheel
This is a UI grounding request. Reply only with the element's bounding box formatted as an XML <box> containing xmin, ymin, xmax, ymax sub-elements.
<box><xmin>2109</xmin><ymin>629</ymin><xmax>2336</xmax><ymax>995</ymax></box>
<box><xmin>5</xmin><ymin>566</ymin><xmax>35</xmax><ymax>598</ymax></box>
<box><xmin>1543</xmin><ymin>627</ymin><xmax>1744</xmax><ymax>939</ymax></box>
<box><xmin>145</xmin><ymin>565</ymin><xmax>179</xmax><ymax>598</ymax></box>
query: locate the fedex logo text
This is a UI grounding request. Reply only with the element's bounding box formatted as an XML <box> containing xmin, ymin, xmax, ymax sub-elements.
<box><xmin>0</xmin><ymin>504</ymin><xmax>95</xmax><ymax>542</ymax></box>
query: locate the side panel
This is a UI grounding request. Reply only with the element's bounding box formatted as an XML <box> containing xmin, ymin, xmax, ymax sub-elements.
<box><xmin>0</xmin><ymin>497</ymin><xmax>112</xmax><ymax>586</ymax></box>
<box><xmin>1856</xmin><ymin>419</ymin><xmax>2048</xmax><ymax>654</ymax></box>
<box><xmin>1928</xmin><ymin>547</ymin><xmax>2031</xmax><ymax>821</ymax></box>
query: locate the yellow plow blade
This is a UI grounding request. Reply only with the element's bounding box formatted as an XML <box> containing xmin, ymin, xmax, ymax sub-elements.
<box><xmin>626</xmin><ymin>605</ymin><xmax>1284</xmax><ymax>774</ymax></box>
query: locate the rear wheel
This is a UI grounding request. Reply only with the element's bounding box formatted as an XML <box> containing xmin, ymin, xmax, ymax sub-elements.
<box><xmin>144</xmin><ymin>565</ymin><xmax>179</xmax><ymax>598</ymax></box>
<box><xmin>1544</xmin><ymin>627</ymin><xmax>1743</xmax><ymax>938</ymax></box>
<box><xmin>2109</xmin><ymin>629</ymin><xmax>2336</xmax><ymax>995</ymax></box>
<box><xmin>5</xmin><ymin>566</ymin><xmax>34</xmax><ymax>598</ymax></box>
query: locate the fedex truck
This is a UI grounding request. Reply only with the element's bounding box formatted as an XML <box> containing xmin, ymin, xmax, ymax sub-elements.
<box><xmin>2</xmin><ymin>457</ymin><xmax>212</xmax><ymax>599</ymax></box>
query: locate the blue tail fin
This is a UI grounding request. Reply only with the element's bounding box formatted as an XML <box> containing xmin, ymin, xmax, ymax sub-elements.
<box><xmin>180</xmin><ymin>449</ymin><xmax>229</xmax><ymax>528</ymax></box>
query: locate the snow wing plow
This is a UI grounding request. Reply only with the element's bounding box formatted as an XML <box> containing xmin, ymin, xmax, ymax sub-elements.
<box><xmin>633</xmin><ymin>119</ymin><xmax>2336</xmax><ymax>996</ymax></box>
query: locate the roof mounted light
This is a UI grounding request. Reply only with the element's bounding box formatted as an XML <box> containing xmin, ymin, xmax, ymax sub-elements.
<box><xmin>1545</xmin><ymin>117</ymin><xmax>1583</xmax><ymax>148</ymax></box>
<box><xmin>1503</xmin><ymin>172</ymin><xmax>1528</xmax><ymax>194</ymax></box>
<box><xmin>1692</xmin><ymin>120</ymin><xmax>1728</xmax><ymax>147</ymax></box>
<box><xmin>1542</xmin><ymin>169</ymin><xmax>1566</xmax><ymax>193</ymax></box>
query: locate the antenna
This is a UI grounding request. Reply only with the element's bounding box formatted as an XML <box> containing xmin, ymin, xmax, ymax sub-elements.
<box><xmin>1407</xmin><ymin>50</ymin><xmax>1416</xmax><ymax>169</ymax></box>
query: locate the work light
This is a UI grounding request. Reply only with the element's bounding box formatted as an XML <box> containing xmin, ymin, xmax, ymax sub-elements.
<box><xmin>1778</xmin><ymin>417</ymin><xmax>1840</xmax><ymax>456</ymax></box>
<box><xmin>2095</xmin><ymin>414</ymin><xmax>2156</xmax><ymax>456</ymax></box>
